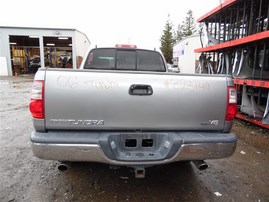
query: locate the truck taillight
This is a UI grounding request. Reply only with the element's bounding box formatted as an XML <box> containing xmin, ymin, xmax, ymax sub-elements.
<box><xmin>29</xmin><ymin>80</ymin><xmax>44</xmax><ymax>119</ymax></box>
<box><xmin>226</xmin><ymin>86</ymin><xmax>238</xmax><ymax>121</ymax></box>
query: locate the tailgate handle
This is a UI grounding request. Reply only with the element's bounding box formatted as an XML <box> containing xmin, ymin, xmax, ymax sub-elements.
<box><xmin>129</xmin><ymin>84</ymin><xmax>153</xmax><ymax>96</ymax></box>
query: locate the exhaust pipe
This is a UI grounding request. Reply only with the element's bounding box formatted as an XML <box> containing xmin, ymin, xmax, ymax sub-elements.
<box><xmin>58</xmin><ymin>161</ymin><xmax>70</xmax><ymax>171</ymax></box>
<box><xmin>191</xmin><ymin>160</ymin><xmax>208</xmax><ymax>171</ymax></box>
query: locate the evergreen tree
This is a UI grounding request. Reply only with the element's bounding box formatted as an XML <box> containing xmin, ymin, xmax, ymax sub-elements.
<box><xmin>176</xmin><ymin>10</ymin><xmax>197</xmax><ymax>42</ymax></box>
<box><xmin>160</xmin><ymin>19</ymin><xmax>175</xmax><ymax>64</ymax></box>
<box><xmin>176</xmin><ymin>24</ymin><xmax>184</xmax><ymax>42</ymax></box>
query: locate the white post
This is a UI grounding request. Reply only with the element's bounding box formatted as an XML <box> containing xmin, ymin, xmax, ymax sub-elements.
<box><xmin>39</xmin><ymin>36</ymin><xmax>45</xmax><ymax>67</ymax></box>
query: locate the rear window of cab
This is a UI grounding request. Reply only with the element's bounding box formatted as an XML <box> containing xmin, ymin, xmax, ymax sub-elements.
<box><xmin>84</xmin><ymin>48</ymin><xmax>166</xmax><ymax>72</ymax></box>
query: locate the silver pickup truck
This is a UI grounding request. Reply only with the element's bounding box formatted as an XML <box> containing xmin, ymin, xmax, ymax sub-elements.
<box><xmin>29</xmin><ymin>46</ymin><xmax>238</xmax><ymax>177</ymax></box>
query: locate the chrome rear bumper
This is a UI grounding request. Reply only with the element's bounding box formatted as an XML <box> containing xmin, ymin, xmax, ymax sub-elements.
<box><xmin>31</xmin><ymin>141</ymin><xmax>236</xmax><ymax>166</ymax></box>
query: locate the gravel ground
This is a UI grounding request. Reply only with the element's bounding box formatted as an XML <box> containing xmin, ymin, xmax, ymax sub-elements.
<box><xmin>0</xmin><ymin>75</ymin><xmax>268</xmax><ymax>202</ymax></box>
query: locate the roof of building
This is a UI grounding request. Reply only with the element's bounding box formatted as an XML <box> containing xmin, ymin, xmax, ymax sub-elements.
<box><xmin>0</xmin><ymin>26</ymin><xmax>76</xmax><ymax>31</ymax></box>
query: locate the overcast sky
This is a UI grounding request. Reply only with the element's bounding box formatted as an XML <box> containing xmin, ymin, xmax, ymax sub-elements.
<box><xmin>0</xmin><ymin>0</ymin><xmax>221</xmax><ymax>49</ymax></box>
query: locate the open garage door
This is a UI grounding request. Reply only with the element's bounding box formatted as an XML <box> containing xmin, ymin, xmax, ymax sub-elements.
<box><xmin>9</xmin><ymin>35</ymin><xmax>73</xmax><ymax>75</ymax></box>
<box><xmin>43</xmin><ymin>37</ymin><xmax>73</xmax><ymax>68</ymax></box>
<box><xmin>9</xmin><ymin>35</ymin><xmax>40</xmax><ymax>75</ymax></box>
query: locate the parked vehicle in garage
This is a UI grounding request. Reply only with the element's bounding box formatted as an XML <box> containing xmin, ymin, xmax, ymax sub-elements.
<box><xmin>29</xmin><ymin>45</ymin><xmax>238</xmax><ymax>178</ymax></box>
<box><xmin>28</xmin><ymin>55</ymin><xmax>41</xmax><ymax>73</ymax></box>
<box><xmin>167</xmin><ymin>63</ymin><xmax>180</xmax><ymax>73</ymax></box>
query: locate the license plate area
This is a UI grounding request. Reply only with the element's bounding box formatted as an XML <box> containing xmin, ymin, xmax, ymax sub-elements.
<box><xmin>101</xmin><ymin>133</ymin><xmax>181</xmax><ymax>162</ymax></box>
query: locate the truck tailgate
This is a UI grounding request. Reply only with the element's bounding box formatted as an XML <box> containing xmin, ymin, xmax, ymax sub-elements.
<box><xmin>44</xmin><ymin>69</ymin><xmax>228</xmax><ymax>131</ymax></box>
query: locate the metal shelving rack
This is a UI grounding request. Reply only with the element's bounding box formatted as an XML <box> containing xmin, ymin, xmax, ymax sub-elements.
<box><xmin>195</xmin><ymin>0</ymin><xmax>269</xmax><ymax>129</ymax></box>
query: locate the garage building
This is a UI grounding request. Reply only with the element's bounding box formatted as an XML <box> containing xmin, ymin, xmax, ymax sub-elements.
<box><xmin>173</xmin><ymin>34</ymin><xmax>203</xmax><ymax>74</ymax></box>
<box><xmin>0</xmin><ymin>26</ymin><xmax>90</xmax><ymax>76</ymax></box>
